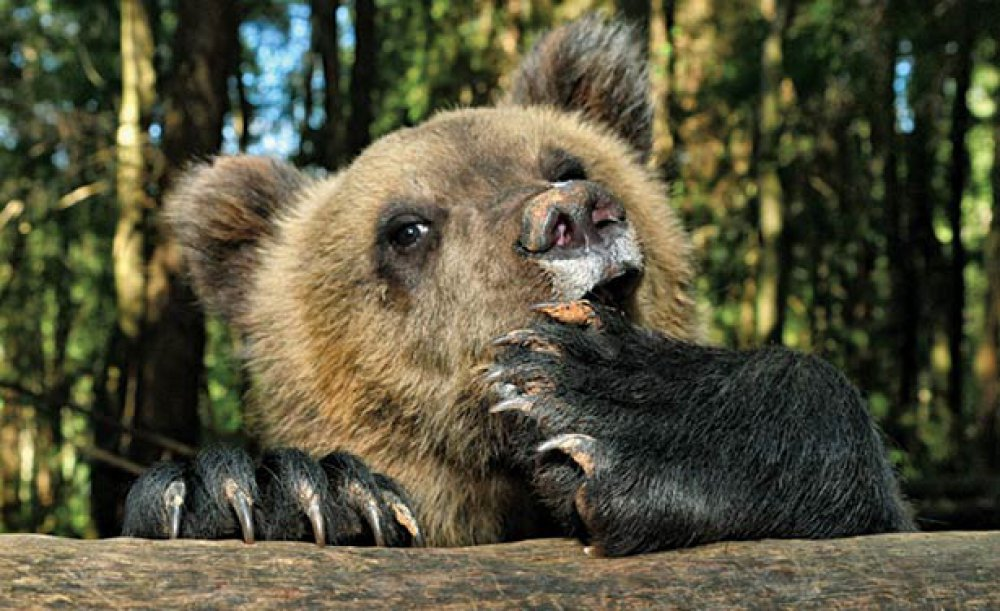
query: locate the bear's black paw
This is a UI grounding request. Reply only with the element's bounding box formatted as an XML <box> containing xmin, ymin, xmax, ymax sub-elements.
<box><xmin>488</xmin><ymin>300</ymin><xmax>669</xmax><ymax>556</ymax></box>
<box><xmin>122</xmin><ymin>446</ymin><xmax>422</xmax><ymax>547</ymax></box>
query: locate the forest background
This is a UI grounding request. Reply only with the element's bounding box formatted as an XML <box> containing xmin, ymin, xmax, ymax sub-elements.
<box><xmin>0</xmin><ymin>0</ymin><xmax>997</xmax><ymax>537</ymax></box>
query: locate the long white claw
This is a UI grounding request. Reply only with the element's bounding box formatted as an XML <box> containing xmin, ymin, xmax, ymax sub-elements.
<box><xmin>224</xmin><ymin>478</ymin><xmax>256</xmax><ymax>544</ymax></box>
<box><xmin>305</xmin><ymin>496</ymin><xmax>326</xmax><ymax>547</ymax></box>
<box><xmin>537</xmin><ymin>433</ymin><xmax>598</xmax><ymax>476</ymax></box>
<box><xmin>164</xmin><ymin>480</ymin><xmax>186</xmax><ymax>539</ymax></box>
<box><xmin>489</xmin><ymin>397</ymin><xmax>536</xmax><ymax>414</ymax></box>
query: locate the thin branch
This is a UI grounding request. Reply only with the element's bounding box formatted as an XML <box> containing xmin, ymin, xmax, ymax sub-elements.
<box><xmin>0</xmin><ymin>380</ymin><xmax>196</xmax><ymax>458</ymax></box>
<box><xmin>77</xmin><ymin>445</ymin><xmax>145</xmax><ymax>476</ymax></box>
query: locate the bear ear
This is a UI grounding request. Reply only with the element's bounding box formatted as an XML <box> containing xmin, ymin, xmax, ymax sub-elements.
<box><xmin>506</xmin><ymin>14</ymin><xmax>652</xmax><ymax>161</ymax></box>
<box><xmin>164</xmin><ymin>156</ymin><xmax>309</xmax><ymax>325</ymax></box>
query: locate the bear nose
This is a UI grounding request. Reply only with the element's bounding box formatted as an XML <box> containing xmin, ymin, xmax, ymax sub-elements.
<box><xmin>519</xmin><ymin>181</ymin><xmax>625</xmax><ymax>254</ymax></box>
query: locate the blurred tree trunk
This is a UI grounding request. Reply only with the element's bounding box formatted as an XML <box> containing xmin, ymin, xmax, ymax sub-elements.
<box><xmin>650</xmin><ymin>0</ymin><xmax>677</xmax><ymax>173</ymax></box>
<box><xmin>500</xmin><ymin>0</ymin><xmax>524</xmax><ymax>66</ymax></box>
<box><xmin>878</xmin><ymin>10</ymin><xmax>915</xmax><ymax>449</ymax></box>
<box><xmin>304</xmin><ymin>0</ymin><xmax>342</xmax><ymax>170</ymax></box>
<box><xmin>346</xmin><ymin>0</ymin><xmax>376</xmax><ymax>160</ymax></box>
<box><xmin>974</xmin><ymin>88</ymin><xmax>1000</xmax><ymax>469</ymax></box>
<box><xmin>945</xmin><ymin>3</ymin><xmax>973</xmax><ymax>453</ymax></box>
<box><xmin>150</xmin><ymin>0</ymin><xmax>240</xmax><ymax>455</ymax></box>
<box><xmin>755</xmin><ymin>0</ymin><xmax>793</xmax><ymax>344</ymax></box>
<box><xmin>95</xmin><ymin>0</ymin><xmax>240</xmax><ymax>537</ymax></box>
<box><xmin>99</xmin><ymin>0</ymin><xmax>157</xmax><ymax>537</ymax></box>
<box><xmin>113</xmin><ymin>0</ymin><xmax>155</xmax><ymax>344</ymax></box>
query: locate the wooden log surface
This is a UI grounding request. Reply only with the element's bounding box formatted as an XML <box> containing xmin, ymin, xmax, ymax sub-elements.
<box><xmin>0</xmin><ymin>532</ymin><xmax>997</xmax><ymax>608</ymax></box>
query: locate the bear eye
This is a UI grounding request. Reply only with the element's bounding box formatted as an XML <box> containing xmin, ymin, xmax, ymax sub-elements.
<box><xmin>383</xmin><ymin>212</ymin><xmax>433</xmax><ymax>252</ymax></box>
<box><xmin>390</xmin><ymin>221</ymin><xmax>429</xmax><ymax>249</ymax></box>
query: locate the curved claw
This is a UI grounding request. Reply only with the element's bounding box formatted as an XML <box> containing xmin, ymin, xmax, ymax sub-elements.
<box><xmin>304</xmin><ymin>496</ymin><xmax>326</xmax><ymax>547</ymax></box>
<box><xmin>350</xmin><ymin>482</ymin><xmax>386</xmax><ymax>547</ymax></box>
<box><xmin>484</xmin><ymin>367</ymin><xmax>506</xmax><ymax>384</ymax></box>
<box><xmin>293</xmin><ymin>479</ymin><xmax>327</xmax><ymax>546</ymax></box>
<box><xmin>531</xmin><ymin>300</ymin><xmax>599</xmax><ymax>327</ymax></box>
<box><xmin>365</xmin><ymin>501</ymin><xmax>386</xmax><ymax>547</ymax></box>
<box><xmin>164</xmin><ymin>480</ymin><xmax>186</xmax><ymax>539</ymax></box>
<box><xmin>385</xmin><ymin>492</ymin><xmax>424</xmax><ymax>547</ymax></box>
<box><xmin>492</xmin><ymin>329</ymin><xmax>561</xmax><ymax>355</ymax></box>
<box><xmin>490</xmin><ymin>397</ymin><xmax>536</xmax><ymax>415</ymax></box>
<box><xmin>537</xmin><ymin>433</ymin><xmax>598</xmax><ymax>476</ymax></box>
<box><xmin>224</xmin><ymin>478</ymin><xmax>256</xmax><ymax>544</ymax></box>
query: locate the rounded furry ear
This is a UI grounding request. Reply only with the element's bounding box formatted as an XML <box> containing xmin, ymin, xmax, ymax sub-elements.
<box><xmin>164</xmin><ymin>156</ymin><xmax>309</xmax><ymax>325</ymax></box>
<box><xmin>506</xmin><ymin>14</ymin><xmax>652</xmax><ymax>161</ymax></box>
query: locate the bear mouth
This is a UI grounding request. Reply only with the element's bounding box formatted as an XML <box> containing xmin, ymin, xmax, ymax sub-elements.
<box><xmin>583</xmin><ymin>266</ymin><xmax>642</xmax><ymax>310</ymax></box>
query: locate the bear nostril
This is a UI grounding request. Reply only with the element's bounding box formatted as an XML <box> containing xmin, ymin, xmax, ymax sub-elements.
<box><xmin>519</xmin><ymin>183</ymin><xmax>626</xmax><ymax>254</ymax></box>
<box><xmin>552</xmin><ymin>214</ymin><xmax>574</xmax><ymax>248</ymax></box>
<box><xmin>591</xmin><ymin>199</ymin><xmax>624</xmax><ymax>229</ymax></box>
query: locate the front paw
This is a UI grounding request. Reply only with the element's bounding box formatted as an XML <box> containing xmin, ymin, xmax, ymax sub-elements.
<box><xmin>489</xmin><ymin>300</ymin><xmax>665</xmax><ymax>556</ymax></box>
<box><xmin>122</xmin><ymin>446</ymin><xmax>422</xmax><ymax>547</ymax></box>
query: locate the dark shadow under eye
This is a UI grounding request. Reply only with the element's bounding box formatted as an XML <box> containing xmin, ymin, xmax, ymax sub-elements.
<box><xmin>542</xmin><ymin>148</ymin><xmax>588</xmax><ymax>182</ymax></box>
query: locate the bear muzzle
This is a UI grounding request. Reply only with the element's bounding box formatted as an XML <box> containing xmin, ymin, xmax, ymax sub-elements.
<box><xmin>516</xmin><ymin>181</ymin><xmax>644</xmax><ymax>306</ymax></box>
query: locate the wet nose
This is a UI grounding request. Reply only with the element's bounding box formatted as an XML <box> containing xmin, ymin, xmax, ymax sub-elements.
<box><xmin>519</xmin><ymin>182</ymin><xmax>625</xmax><ymax>254</ymax></box>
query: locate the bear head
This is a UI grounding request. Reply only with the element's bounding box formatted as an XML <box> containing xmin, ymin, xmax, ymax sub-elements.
<box><xmin>165</xmin><ymin>15</ymin><xmax>697</xmax><ymax>545</ymax></box>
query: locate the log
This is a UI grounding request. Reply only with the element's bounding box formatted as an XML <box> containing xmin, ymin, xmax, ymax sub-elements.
<box><xmin>0</xmin><ymin>532</ymin><xmax>997</xmax><ymax>607</ymax></box>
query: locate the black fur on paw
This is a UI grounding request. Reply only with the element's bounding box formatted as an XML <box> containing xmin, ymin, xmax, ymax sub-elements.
<box><xmin>488</xmin><ymin>299</ymin><xmax>915</xmax><ymax>556</ymax></box>
<box><xmin>123</xmin><ymin>446</ymin><xmax>258</xmax><ymax>542</ymax></box>
<box><xmin>122</xmin><ymin>446</ymin><xmax>423</xmax><ymax>547</ymax></box>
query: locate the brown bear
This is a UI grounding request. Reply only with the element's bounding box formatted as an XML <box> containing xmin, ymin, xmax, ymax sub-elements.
<box><xmin>122</xmin><ymin>15</ymin><xmax>912</xmax><ymax>556</ymax></box>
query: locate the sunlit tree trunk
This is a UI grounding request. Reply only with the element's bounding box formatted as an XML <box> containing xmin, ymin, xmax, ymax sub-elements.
<box><xmin>99</xmin><ymin>0</ymin><xmax>157</xmax><ymax>536</ymax></box>
<box><xmin>755</xmin><ymin>0</ymin><xmax>793</xmax><ymax>343</ymax></box>
<box><xmin>95</xmin><ymin>0</ymin><xmax>240</xmax><ymax>536</ymax></box>
<box><xmin>501</xmin><ymin>0</ymin><xmax>524</xmax><ymax>68</ymax></box>
<box><xmin>113</xmin><ymin>0</ymin><xmax>155</xmax><ymax>343</ymax></box>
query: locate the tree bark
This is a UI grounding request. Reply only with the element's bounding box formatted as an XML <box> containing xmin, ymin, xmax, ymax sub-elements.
<box><xmin>0</xmin><ymin>533</ymin><xmax>997</xmax><ymax>607</ymax></box>
<box><xmin>346</xmin><ymin>0</ymin><xmax>376</xmax><ymax>160</ymax></box>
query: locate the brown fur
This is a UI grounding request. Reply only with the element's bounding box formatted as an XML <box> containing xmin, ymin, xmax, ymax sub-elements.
<box><xmin>167</xmin><ymin>18</ymin><xmax>698</xmax><ymax>546</ymax></box>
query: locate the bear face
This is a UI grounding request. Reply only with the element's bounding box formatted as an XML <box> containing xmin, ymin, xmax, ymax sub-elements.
<box><xmin>246</xmin><ymin>107</ymin><xmax>696</xmax><ymax>448</ymax></box>
<box><xmin>165</xmin><ymin>18</ymin><xmax>697</xmax><ymax>545</ymax></box>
